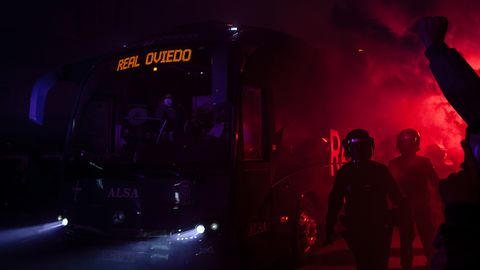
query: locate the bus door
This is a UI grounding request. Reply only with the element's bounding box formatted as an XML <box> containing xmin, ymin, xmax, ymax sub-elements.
<box><xmin>236</xmin><ymin>85</ymin><xmax>276</xmax><ymax>255</ymax></box>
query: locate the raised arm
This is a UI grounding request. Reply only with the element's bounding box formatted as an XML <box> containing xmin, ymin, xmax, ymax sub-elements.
<box><xmin>413</xmin><ymin>16</ymin><xmax>480</xmax><ymax>126</ymax></box>
<box><xmin>426</xmin><ymin>43</ymin><xmax>480</xmax><ymax>126</ymax></box>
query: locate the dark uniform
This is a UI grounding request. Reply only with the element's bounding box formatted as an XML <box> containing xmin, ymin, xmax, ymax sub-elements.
<box><xmin>389</xmin><ymin>151</ymin><xmax>439</xmax><ymax>268</ymax></box>
<box><xmin>326</xmin><ymin>129</ymin><xmax>406</xmax><ymax>270</ymax></box>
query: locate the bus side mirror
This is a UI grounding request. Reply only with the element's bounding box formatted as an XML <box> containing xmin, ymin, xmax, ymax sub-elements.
<box><xmin>29</xmin><ymin>72</ymin><xmax>60</xmax><ymax>125</ymax></box>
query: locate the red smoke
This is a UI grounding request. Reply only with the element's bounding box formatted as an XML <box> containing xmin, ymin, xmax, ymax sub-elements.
<box><xmin>221</xmin><ymin>0</ymin><xmax>474</xmax><ymax>169</ymax></box>
<box><xmin>293</xmin><ymin>0</ymin><xmax>476</xmax><ymax>169</ymax></box>
<box><xmin>213</xmin><ymin>0</ymin><xmax>477</xmax><ymax>169</ymax></box>
<box><xmin>365</xmin><ymin>1</ymin><xmax>479</xmax><ymax>167</ymax></box>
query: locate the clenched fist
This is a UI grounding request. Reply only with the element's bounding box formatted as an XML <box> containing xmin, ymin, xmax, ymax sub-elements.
<box><xmin>411</xmin><ymin>16</ymin><xmax>449</xmax><ymax>48</ymax></box>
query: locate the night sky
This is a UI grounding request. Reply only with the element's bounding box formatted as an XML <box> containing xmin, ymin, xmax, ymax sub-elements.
<box><xmin>2</xmin><ymin>0</ymin><xmax>480</xmax><ymax>165</ymax></box>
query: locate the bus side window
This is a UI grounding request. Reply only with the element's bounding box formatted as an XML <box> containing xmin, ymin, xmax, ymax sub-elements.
<box><xmin>242</xmin><ymin>86</ymin><xmax>264</xmax><ymax>161</ymax></box>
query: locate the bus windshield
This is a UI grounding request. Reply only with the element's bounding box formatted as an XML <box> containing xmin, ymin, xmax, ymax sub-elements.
<box><xmin>74</xmin><ymin>46</ymin><xmax>230</xmax><ymax>167</ymax></box>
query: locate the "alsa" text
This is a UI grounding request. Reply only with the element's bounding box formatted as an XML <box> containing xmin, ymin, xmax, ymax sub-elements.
<box><xmin>108</xmin><ymin>187</ymin><xmax>140</xmax><ymax>199</ymax></box>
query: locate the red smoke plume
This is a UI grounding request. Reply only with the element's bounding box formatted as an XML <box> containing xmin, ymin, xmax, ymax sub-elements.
<box><xmin>343</xmin><ymin>0</ymin><xmax>477</xmax><ymax>167</ymax></box>
<box><xmin>297</xmin><ymin>0</ymin><xmax>475</xmax><ymax>168</ymax></box>
<box><xmin>216</xmin><ymin>0</ymin><xmax>475</xmax><ymax>168</ymax></box>
<box><xmin>195</xmin><ymin>0</ymin><xmax>478</xmax><ymax>168</ymax></box>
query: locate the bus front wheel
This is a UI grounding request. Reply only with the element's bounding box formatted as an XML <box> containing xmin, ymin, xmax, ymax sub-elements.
<box><xmin>293</xmin><ymin>196</ymin><xmax>319</xmax><ymax>265</ymax></box>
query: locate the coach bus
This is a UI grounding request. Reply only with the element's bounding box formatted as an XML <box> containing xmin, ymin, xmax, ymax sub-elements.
<box><xmin>29</xmin><ymin>23</ymin><xmax>345</xmax><ymax>268</ymax></box>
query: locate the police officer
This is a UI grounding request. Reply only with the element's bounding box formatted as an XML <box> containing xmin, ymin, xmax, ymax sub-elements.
<box><xmin>388</xmin><ymin>128</ymin><xmax>439</xmax><ymax>269</ymax></box>
<box><xmin>326</xmin><ymin>129</ymin><xmax>406</xmax><ymax>270</ymax></box>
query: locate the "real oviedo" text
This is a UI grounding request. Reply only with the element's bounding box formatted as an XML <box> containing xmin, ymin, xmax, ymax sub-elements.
<box><xmin>116</xmin><ymin>48</ymin><xmax>192</xmax><ymax>71</ymax></box>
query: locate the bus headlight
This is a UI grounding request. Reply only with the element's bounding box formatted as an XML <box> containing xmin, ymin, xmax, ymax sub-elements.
<box><xmin>57</xmin><ymin>215</ymin><xmax>69</xmax><ymax>226</ymax></box>
<box><xmin>196</xmin><ymin>224</ymin><xmax>205</xmax><ymax>234</ymax></box>
<box><xmin>210</xmin><ymin>223</ymin><xmax>219</xmax><ymax>231</ymax></box>
<box><xmin>61</xmin><ymin>218</ymin><xmax>69</xmax><ymax>226</ymax></box>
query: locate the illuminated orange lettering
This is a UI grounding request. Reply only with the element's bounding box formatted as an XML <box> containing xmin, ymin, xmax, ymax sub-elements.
<box><xmin>127</xmin><ymin>56</ymin><xmax>134</xmax><ymax>68</ymax></box>
<box><xmin>117</xmin><ymin>59</ymin><xmax>124</xmax><ymax>71</ymax></box>
<box><xmin>133</xmin><ymin>56</ymin><xmax>140</xmax><ymax>67</ymax></box>
<box><xmin>182</xmin><ymin>49</ymin><xmax>192</xmax><ymax>62</ymax></box>
<box><xmin>154</xmin><ymin>51</ymin><xmax>162</xmax><ymax>63</ymax></box>
<box><xmin>160</xmin><ymin>51</ymin><xmax>167</xmax><ymax>63</ymax></box>
<box><xmin>145</xmin><ymin>52</ymin><xmax>154</xmax><ymax>65</ymax></box>
<box><xmin>126</xmin><ymin>56</ymin><xmax>140</xmax><ymax>69</ymax></box>
<box><xmin>122</xmin><ymin>58</ymin><xmax>129</xmax><ymax>70</ymax></box>
<box><xmin>173</xmin><ymin>50</ymin><xmax>182</xmax><ymax>62</ymax></box>
<box><xmin>117</xmin><ymin>48</ymin><xmax>192</xmax><ymax>71</ymax></box>
<box><xmin>166</xmin><ymin>50</ymin><xmax>174</xmax><ymax>63</ymax></box>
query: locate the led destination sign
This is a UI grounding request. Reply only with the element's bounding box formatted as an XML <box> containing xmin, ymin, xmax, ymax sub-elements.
<box><xmin>116</xmin><ymin>48</ymin><xmax>193</xmax><ymax>71</ymax></box>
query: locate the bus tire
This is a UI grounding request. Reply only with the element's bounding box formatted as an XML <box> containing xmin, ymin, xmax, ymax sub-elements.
<box><xmin>292</xmin><ymin>195</ymin><xmax>319</xmax><ymax>266</ymax></box>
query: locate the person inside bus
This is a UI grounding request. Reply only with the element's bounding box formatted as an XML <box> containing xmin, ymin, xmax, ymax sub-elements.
<box><xmin>325</xmin><ymin>129</ymin><xmax>407</xmax><ymax>270</ymax></box>
<box><xmin>388</xmin><ymin>128</ymin><xmax>440</xmax><ymax>269</ymax></box>
<box><xmin>154</xmin><ymin>93</ymin><xmax>178</xmax><ymax>142</ymax></box>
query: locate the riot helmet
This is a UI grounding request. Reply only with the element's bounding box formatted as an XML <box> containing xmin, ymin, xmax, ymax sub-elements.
<box><xmin>397</xmin><ymin>128</ymin><xmax>420</xmax><ymax>155</ymax></box>
<box><xmin>342</xmin><ymin>129</ymin><xmax>375</xmax><ymax>162</ymax></box>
